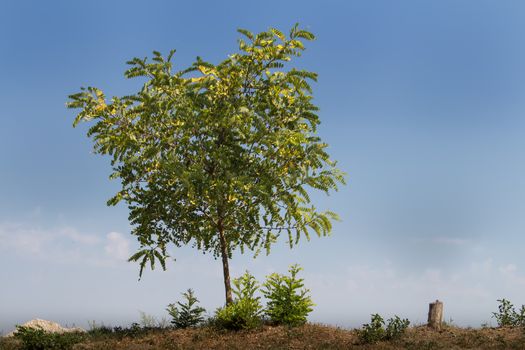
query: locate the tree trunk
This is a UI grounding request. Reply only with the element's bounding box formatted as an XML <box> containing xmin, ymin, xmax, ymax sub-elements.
<box><xmin>427</xmin><ymin>300</ymin><xmax>443</xmax><ymax>330</ymax></box>
<box><xmin>218</xmin><ymin>219</ymin><xmax>233</xmax><ymax>305</ymax></box>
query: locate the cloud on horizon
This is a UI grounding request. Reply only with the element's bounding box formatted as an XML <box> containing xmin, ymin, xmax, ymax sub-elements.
<box><xmin>304</xmin><ymin>256</ymin><xmax>525</xmax><ymax>327</ymax></box>
<box><xmin>1</xmin><ymin>219</ymin><xmax>525</xmax><ymax>329</ymax></box>
<box><xmin>105</xmin><ymin>231</ymin><xmax>131</xmax><ymax>261</ymax></box>
<box><xmin>0</xmin><ymin>221</ymin><xmax>132</xmax><ymax>266</ymax></box>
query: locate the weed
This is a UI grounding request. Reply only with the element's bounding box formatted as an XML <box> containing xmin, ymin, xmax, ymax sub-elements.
<box><xmin>359</xmin><ymin>313</ymin><xmax>385</xmax><ymax>343</ymax></box>
<box><xmin>515</xmin><ymin>305</ymin><xmax>525</xmax><ymax>327</ymax></box>
<box><xmin>359</xmin><ymin>313</ymin><xmax>410</xmax><ymax>343</ymax></box>
<box><xmin>442</xmin><ymin>317</ymin><xmax>456</xmax><ymax>328</ymax></box>
<box><xmin>86</xmin><ymin>321</ymin><xmax>162</xmax><ymax>341</ymax></box>
<box><xmin>493</xmin><ymin>299</ymin><xmax>516</xmax><ymax>327</ymax></box>
<box><xmin>385</xmin><ymin>315</ymin><xmax>410</xmax><ymax>340</ymax></box>
<box><xmin>492</xmin><ymin>298</ymin><xmax>525</xmax><ymax>327</ymax></box>
<box><xmin>86</xmin><ymin>321</ymin><xmax>115</xmax><ymax>338</ymax></box>
<box><xmin>138</xmin><ymin>311</ymin><xmax>158</xmax><ymax>328</ymax></box>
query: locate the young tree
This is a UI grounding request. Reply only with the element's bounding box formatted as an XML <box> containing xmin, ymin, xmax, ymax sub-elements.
<box><xmin>167</xmin><ymin>289</ymin><xmax>206</xmax><ymax>328</ymax></box>
<box><xmin>67</xmin><ymin>24</ymin><xmax>345</xmax><ymax>305</ymax></box>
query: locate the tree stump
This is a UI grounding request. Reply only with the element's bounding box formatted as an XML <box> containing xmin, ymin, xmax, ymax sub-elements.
<box><xmin>427</xmin><ymin>300</ymin><xmax>443</xmax><ymax>330</ymax></box>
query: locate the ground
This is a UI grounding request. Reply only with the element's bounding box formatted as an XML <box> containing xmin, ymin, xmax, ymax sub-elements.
<box><xmin>1</xmin><ymin>323</ymin><xmax>525</xmax><ymax>349</ymax></box>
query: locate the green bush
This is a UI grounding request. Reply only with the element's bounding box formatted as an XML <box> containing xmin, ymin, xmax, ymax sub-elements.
<box><xmin>359</xmin><ymin>314</ymin><xmax>385</xmax><ymax>344</ymax></box>
<box><xmin>359</xmin><ymin>314</ymin><xmax>410</xmax><ymax>344</ymax></box>
<box><xmin>167</xmin><ymin>288</ymin><xmax>206</xmax><ymax>328</ymax></box>
<box><xmin>517</xmin><ymin>305</ymin><xmax>525</xmax><ymax>327</ymax></box>
<box><xmin>385</xmin><ymin>315</ymin><xmax>410</xmax><ymax>340</ymax></box>
<box><xmin>262</xmin><ymin>264</ymin><xmax>314</xmax><ymax>326</ymax></box>
<box><xmin>87</xmin><ymin>321</ymin><xmax>114</xmax><ymax>337</ymax></box>
<box><xmin>87</xmin><ymin>322</ymin><xmax>157</xmax><ymax>340</ymax></box>
<box><xmin>214</xmin><ymin>271</ymin><xmax>263</xmax><ymax>330</ymax></box>
<box><xmin>14</xmin><ymin>326</ymin><xmax>84</xmax><ymax>350</ymax></box>
<box><xmin>492</xmin><ymin>298</ymin><xmax>525</xmax><ymax>327</ymax></box>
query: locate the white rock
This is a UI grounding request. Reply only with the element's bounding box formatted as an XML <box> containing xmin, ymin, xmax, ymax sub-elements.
<box><xmin>4</xmin><ymin>319</ymin><xmax>86</xmax><ymax>337</ymax></box>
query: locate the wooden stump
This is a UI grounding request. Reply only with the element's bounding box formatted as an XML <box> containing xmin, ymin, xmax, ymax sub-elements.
<box><xmin>427</xmin><ymin>300</ymin><xmax>443</xmax><ymax>330</ymax></box>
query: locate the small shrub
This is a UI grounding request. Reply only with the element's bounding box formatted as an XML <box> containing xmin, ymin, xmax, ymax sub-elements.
<box><xmin>167</xmin><ymin>288</ymin><xmax>207</xmax><ymax>328</ymax></box>
<box><xmin>515</xmin><ymin>305</ymin><xmax>525</xmax><ymax>327</ymax></box>
<box><xmin>14</xmin><ymin>326</ymin><xmax>84</xmax><ymax>350</ymax></box>
<box><xmin>385</xmin><ymin>315</ymin><xmax>410</xmax><ymax>340</ymax></box>
<box><xmin>359</xmin><ymin>313</ymin><xmax>410</xmax><ymax>343</ymax></box>
<box><xmin>214</xmin><ymin>299</ymin><xmax>261</xmax><ymax>330</ymax></box>
<box><xmin>156</xmin><ymin>317</ymin><xmax>171</xmax><ymax>329</ymax></box>
<box><xmin>86</xmin><ymin>321</ymin><xmax>134</xmax><ymax>340</ymax></box>
<box><xmin>87</xmin><ymin>322</ymin><xmax>157</xmax><ymax>340</ymax></box>
<box><xmin>214</xmin><ymin>271</ymin><xmax>263</xmax><ymax>330</ymax></box>
<box><xmin>492</xmin><ymin>298</ymin><xmax>525</xmax><ymax>327</ymax></box>
<box><xmin>359</xmin><ymin>314</ymin><xmax>385</xmax><ymax>344</ymax></box>
<box><xmin>442</xmin><ymin>317</ymin><xmax>456</xmax><ymax>328</ymax></box>
<box><xmin>493</xmin><ymin>299</ymin><xmax>516</xmax><ymax>327</ymax></box>
<box><xmin>138</xmin><ymin>311</ymin><xmax>159</xmax><ymax>328</ymax></box>
<box><xmin>262</xmin><ymin>264</ymin><xmax>314</xmax><ymax>327</ymax></box>
<box><xmin>127</xmin><ymin>322</ymin><xmax>145</xmax><ymax>337</ymax></box>
<box><xmin>87</xmin><ymin>321</ymin><xmax>114</xmax><ymax>337</ymax></box>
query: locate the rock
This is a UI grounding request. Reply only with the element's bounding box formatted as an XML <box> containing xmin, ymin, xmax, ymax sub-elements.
<box><xmin>4</xmin><ymin>319</ymin><xmax>86</xmax><ymax>337</ymax></box>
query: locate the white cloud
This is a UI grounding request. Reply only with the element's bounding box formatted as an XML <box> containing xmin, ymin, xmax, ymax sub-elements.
<box><xmin>433</xmin><ymin>237</ymin><xmax>470</xmax><ymax>246</ymax></box>
<box><xmin>105</xmin><ymin>231</ymin><xmax>130</xmax><ymax>260</ymax></box>
<box><xmin>499</xmin><ymin>263</ymin><xmax>517</xmax><ymax>275</ymax></box>
<box><xmin>60</xmin><ymin>227</ymin><xmax>101</xmax><ymax>245</ymax></box>
<box><xmin>10</xmin><ymin>230</ymin><xmax>46</xmax><ymax>254</ymax></box>
<box><xmin>0</xmin><ymin>221</ymin><xmax>131</xmax><ymax>267</ymax></box>
<box><xmin>498</xmin><ymin>263</ymin><xmax>525</xmax><ymax>288</ymax></box>
<box><xmin>300</xmin><ymin>257</ymin><xmax>525</xmax><ymax>327</ymax></box>
<box><xmin>0</xmin><ymin>223</ymin><xmax>101</xmax><ymax>254</ymax></box>
<box><xmin>2</xmin><ymin>218</ymin><xmax>525</xmax><ymax>329</ymax></box>
<box><xmin>0</xmin><ymin>223</ymin><xmax>51</xmax><ymax>255</ymax></box>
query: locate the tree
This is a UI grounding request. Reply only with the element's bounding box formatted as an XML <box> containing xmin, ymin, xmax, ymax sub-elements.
<box><xmin>67</xmin><ymin>24</ymin><xmax>345</xmax><ymax>305</ymax></box>
<box><xmin>262</xmin><ymin>264</ymin><xmax>314</xmax><ymax>326</ymax></box>
<box><xmin>166</xmin><ymin>288</ymin><xmax>206</xmax><ymax>328</ymax></box>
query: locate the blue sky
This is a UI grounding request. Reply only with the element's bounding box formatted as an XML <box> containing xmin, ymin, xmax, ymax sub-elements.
<box><xmin>2</xmin><ymin>0</ymin><xmax>525</xmax><ymax>333</ymax></box>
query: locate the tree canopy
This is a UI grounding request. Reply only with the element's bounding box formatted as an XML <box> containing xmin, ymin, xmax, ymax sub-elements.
<box><xmin>67</xmin><ymin>24</ymin><xmax>345</xmax><ymax>304</ymax></box>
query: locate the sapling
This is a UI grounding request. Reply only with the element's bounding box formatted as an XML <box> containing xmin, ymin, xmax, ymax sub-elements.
<box><xmin>167</xmin><ymin>289</ymin><xmax>206</xmax><ymax>328</ymax></box>
<box><xmin>262</xmin><ymin>264</ymin><xmax>314</xmax><ymax>326</ymax></box>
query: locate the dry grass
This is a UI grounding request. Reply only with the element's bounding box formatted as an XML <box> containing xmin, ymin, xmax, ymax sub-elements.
<box><xmin>1</xmin><ymin>323</ymin><xmax>525</xmax><ymax>349</ymax></box>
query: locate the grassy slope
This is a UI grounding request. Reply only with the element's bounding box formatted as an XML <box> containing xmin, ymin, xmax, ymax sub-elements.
<box><xmin>1</xmin><ymin>324</ymin><xmax>525</xmax><ymax>349</ymax></box>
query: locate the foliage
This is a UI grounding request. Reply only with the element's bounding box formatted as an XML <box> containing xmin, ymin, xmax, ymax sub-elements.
<box><xmin>86</xmin><ymin>321</ymin><xmax>115</xmax><ymax>337</ymax></box>
<box><xmin>138</xmin><ymin>311</ymin><xmax>160</xmax><ymax>328</ymax></box>
<box><xmin>385</xmin><ymin>315</ymin><xmax>411</xmax><ymax>340</ymax></box>
<box><xmin>13</xmin><ymin>326</ymin><xmax>84</xmax><ymax>350</ymax></box>
<box><xmin>493</xmin><ymin>299</ymin><xmax>515</xmax><ymax>327</ymax></box>
<box><xmin>517</xmin><ymin>305</ymin><xmax>525</xmax><ymax>327</ymax></box>
<box><xmin>492</xmin><ymin>298</ymin><xmax>525</xmax><ymax>327</ymax></box>
<box><xmin>262</xmin><ymin>264</ymin><xmax>314</xmax><ymax>326</ymax></box>
<box><xmin>86</xmin><ymin>321</ymin><xmax>164</xmax><ymax>340</ymax></box>
<box><xmin>214</xmin><ymin>271</ymin><xmax>263</xmax><ymax>330</ymax></box>
<box><xmin>167</xmin><ymin>288</ymin><xmax>207</xmax><ymax>328</ymax></box>
<box><xmin>67</xmin><ymin>24</ymin><xmax>345</xmax><ymax>303</ymax></box>
<box><xmin>359</xmin><ymin>314</ymin><xmax>410</xmax><ymax>343</ymax></box>
<box><xmin>213</xmin><ymin>300</ymin><xmax>261</xmax><ymax>331</ymax></box>
<box><xmin>359</xmin><ymin>314</ymin><xmax>385</xmax><ymax>344</ymax></box>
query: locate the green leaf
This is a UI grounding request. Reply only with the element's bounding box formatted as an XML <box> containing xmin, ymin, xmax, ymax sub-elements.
<box><xmin>67</xmin><ymin>24</ymin><xmax>345</xmax><ymax>300</ymax></box>
<box><xmin>237</xmin><ymin>28</ymin><xmax>254</xmax><ymax>40</ymax></box>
